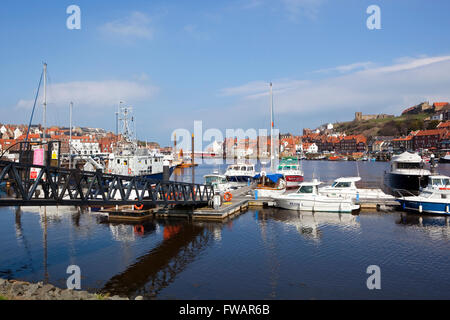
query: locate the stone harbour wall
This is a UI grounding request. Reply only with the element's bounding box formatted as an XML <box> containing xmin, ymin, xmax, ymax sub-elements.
<box><xmin>0</xmin><ymin>278</ymin><xmax>140</xmax><ymax>300</ymax></box>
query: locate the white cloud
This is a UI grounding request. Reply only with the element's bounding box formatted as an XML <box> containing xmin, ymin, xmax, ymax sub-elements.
<box><xmin>16</xmin><ymin>80</ymin><xmax>158</xmax><ymax>109</ymax></box>
<box><xmin>281</xmin><ymin>0</ymin><xmax>324</xmax><ymax>20</ymax></box>
<box><xmin>219</xmin><ymin>55</ymin><xmax>450</xmax><ymax>117</ymax></box>
<box><xmin>314</xmin><ymin>61</ymin><xmax>374</xmax><ymax>74</ymax></box>
<box><xmin>100</xmin><ymin>12</ymin><xmax>154</xmax><ymax>40</ymax></box>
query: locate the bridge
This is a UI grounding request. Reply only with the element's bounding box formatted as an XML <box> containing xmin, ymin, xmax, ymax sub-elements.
<box><xmin>0</xmin><ymin>160</ymin><xmax>214</xmax><ymax>207</ymax></box>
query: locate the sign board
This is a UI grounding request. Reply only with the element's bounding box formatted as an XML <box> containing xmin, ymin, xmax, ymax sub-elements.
<box><xmin>30</xmin><ymin>148</ymin><xmax>44</xmax><ymax>180</ymax></box>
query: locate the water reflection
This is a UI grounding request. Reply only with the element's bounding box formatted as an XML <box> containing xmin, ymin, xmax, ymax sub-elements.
<box><xmin>397</xmin><ymin>212</ymin><xmax>450</xmax><ymax>240</ymax></box>
<box><xmin>101</xmin><ymin>221</ymin><xmax>221</xmax><ymax>298</ymax></box>
<box><xmin>255</xmin><ymin>208</ymin><xmax>360</xmax><ymax>241</ymax></box>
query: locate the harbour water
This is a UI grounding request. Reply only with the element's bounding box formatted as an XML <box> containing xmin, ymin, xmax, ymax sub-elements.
<box><xmin>2</xmin><ymin>161</ymin><xmax>450</xmax><ymax>299</ymax></box>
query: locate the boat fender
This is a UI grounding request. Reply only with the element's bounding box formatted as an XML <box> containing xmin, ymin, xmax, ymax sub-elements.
<box><xmin>419</xmin><ymin>204</ymin><xmax>423</xmax><ymax>213</ymax></box>
<box><xmin>128</xmin><ymin>168</ymin><xmax>132</xmax><ymax>175</ymax></box>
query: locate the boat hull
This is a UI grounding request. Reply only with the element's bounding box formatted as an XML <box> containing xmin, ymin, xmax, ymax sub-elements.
<box><xmin>275</xmin><ymin>198</ymin><xmax>359</xmax><ymax>213</ymax></box>
<box><xmin>284</xmin><ymin>175</ymin><xmax>304</xmax><ymax>188</ymax></box>
<box><xmin>226</xmin><ymin>175</ymin><xmax>254</xmax><ymax>183</ymax></box>
<box><xmin>255</xmin><ymin>188</ymin><xmax>286</xmax><ymax>199</ymax></box>
<box><xmin>142</xmin><ymin>166</ymin><xmax>175</xmax><ymax>181</ymax></box>
<box><xmin>384</xmin><ymin>172</ymin><xmax>429</xmax><ymax>194</ymax></box>
<box><xmin>397</xmin><ymin>198</ymin><xmax>450</xmax><ymax>215</ymax></box>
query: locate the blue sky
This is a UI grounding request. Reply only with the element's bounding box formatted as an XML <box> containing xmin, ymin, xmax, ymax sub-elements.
<box><xmin>0</xmin><ymin>0</ymin><xmax>450</xmax><ymax>146</ymax></box>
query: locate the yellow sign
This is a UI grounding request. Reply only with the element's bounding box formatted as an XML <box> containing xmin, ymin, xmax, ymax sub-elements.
<box><xmin>51</xmin><ymin>151</ymin><xmax>58</xmax><ymax>160</ymax></box>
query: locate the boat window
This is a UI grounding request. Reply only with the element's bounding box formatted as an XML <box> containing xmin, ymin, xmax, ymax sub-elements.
<box><xmin>298</xmin><ymin>186</ymin><xmax>313</xmax><ymax>194</ymax></box>
<box><xmin>432</xmin><ymin>179</ymin><xmax>442</xmax><ymax>186</ymax></box>
<box><xmin>241</xmin><ymin>166</ymin><xmax>246</xmax><ymax>171</ymax></box>
<box><xmin>335</xmin><ymin>182</ymin><xmax>351</xmax><ymax>188</ymax></box>
<box><xmin>443</xmin><ymin>179</ymin><xmax>450</xmax><ymax>186</ymax></box>
<box><xmin>117</xmin><ymin>159</ymin><xmax>120</xmax><ymax>164</ymax></box>
<box><xmin>397</xmin><ymin>162</ymin><xmax>421</xmax><ymax>169</ymax></box>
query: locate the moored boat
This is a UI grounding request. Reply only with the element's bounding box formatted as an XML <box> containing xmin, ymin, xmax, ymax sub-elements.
<box><xmin>276</xmin><ymin>158</ymin><xmax>304</xmax><ymax>188</ymax></box>
<box><xmin>224</xmin><ymin>163</ymin><xmax>256</xmax><ymax>184</ymax></box>
<box><xmin>274</xmin><ymin>180</ymin><xmax>360</xmax><ymax>213</ymax></box>
<box><xmin>254</xmin><ymin>172</ymin><xmax>286</xmax><ymax>198</ymax></box>
<box><xmin>384</xmin><ymin>151</ymin><xmax>431</xmax><ymax>194</ymax></box>
<box><xmin>396</xmin><ymin>175</ymin><xmax>450</xmax><ymax>215</ymax></box>
<box><xmin>319</xmin><ymin>177</ymin><xmax>394</xmax><ymax>201</ymax></box>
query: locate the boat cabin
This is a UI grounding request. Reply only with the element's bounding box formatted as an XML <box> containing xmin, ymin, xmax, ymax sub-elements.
<box><xmin>329</xmin><ymin>177</ymin><xmax>361</xmax><ymax>189</ymax></box>
<box><xmin>204</xmin><ymin>174</ymin><xmax>228</xmax><ymax>186</ymax></box>
<box><xmin>296</xmin><ymin>180</ymin><xmax>322</xmax><ymax>195</ymax></box>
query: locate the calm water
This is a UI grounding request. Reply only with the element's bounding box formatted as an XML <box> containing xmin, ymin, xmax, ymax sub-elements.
<box><xmin>2</xmin><ymin>161</ymin><xmax>450</xmax><ymax>299</ymax></box>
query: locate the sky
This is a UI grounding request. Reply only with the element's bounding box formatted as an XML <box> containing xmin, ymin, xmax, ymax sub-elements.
<box><xmin>0</xmin><ymin>0</ymin><xmax>449</xmax><ymax>146</ymax></box>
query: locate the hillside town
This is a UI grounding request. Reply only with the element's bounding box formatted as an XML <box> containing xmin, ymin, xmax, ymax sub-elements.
<box><xmin>1</xmin><ymin>101</ymin><xmax>450</xmax><ymax>162</ymax></box>
<box><xmin>206</xmin><ymin>101</ymin><xmax>450</xmax><ymax>160</ymax></box>
<box><xmin>0</xmin><ymin>124</ymin><xmax>167</xmax><ymax>161</ymax></box>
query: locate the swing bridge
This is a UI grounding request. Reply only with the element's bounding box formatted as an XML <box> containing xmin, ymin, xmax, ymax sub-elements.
<box><xmin>0</xmin><ymin>160</ymin><xmax>215</xmax><ymax>208</ymax></box>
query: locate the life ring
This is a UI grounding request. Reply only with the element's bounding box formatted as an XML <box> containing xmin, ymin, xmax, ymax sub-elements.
<box><xmin>134</xmin><ymin>204</ymin><xmax>144</xmax><ymax>210</ymax></box>
<box><xmin>128</xmin><ymin>168</ymin><xmax>132</xmax><ymax>175</ymax></box>
<box><xmin>224</xmin><ymin>192</ymin><xmax>233</xmax><ymax>202</ymax></box>
<box><xmin>134</xmin><ymin>225</ymin><xmax>144</xmax><ymax>235</ymax></box>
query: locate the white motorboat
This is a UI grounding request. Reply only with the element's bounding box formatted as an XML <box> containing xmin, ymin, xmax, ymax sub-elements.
<box><xmin>274</xmin><ymin>180</ymin><xmax>360</xmax><ymax>213</ymax></box>
<box><xmin>254</xmin><ymin>172</ymin><xmax>286</xmax><ymax>198</ymax></box>
<box><xmin>384</xmin><ymin>151</ymin><xmax>431</xmax><ymax>193</ymax></box>
<box><xmin>319</xmin><ymin>177</ymin><xmax>394</xmax><ymax>201</ymax></box>
<box><xmin>397</xmin><ymin>175</ymin><xmax>450</xmax><ymax>215</ymax></box>
<box><xmin>224</xmin><ymin>163</ymin><xmax>256</xmax><ymax>184</ymax></box>
<box><xmin>204</xmin><ymin>172</ymin><xmax>233</xmax><ymax>193</ymax></box>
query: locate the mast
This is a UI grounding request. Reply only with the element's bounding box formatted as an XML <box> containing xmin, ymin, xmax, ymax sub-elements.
<box><xmin>69</xmin><ymin>102</ymin><xmax>73</xmax><ymax>169</ymax></box>
<box><xmin>270</xmin><ymin>82</ymin><xmax>274</xmax><ymax>171</ymax></box>
<box><xmin>43</xmin><ymin>63</ymin><xmax>47</xmax><ymax>142</ymax></box>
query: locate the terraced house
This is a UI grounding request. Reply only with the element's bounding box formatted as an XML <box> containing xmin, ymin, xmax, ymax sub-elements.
<box><xmin>413</xmin><ymin>129</ymin><xmax>448</xmax><ymax>151</ymax></box>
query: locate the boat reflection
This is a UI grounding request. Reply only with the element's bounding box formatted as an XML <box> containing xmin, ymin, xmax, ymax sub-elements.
<box><xmin>101</xmin><ymin>220</ymin><xmax>223</xmax><ymax>298</ymax></box>
<box><xmin>255</xmin><ymin>208</ymin><xmax>360</xmax><ymax>241</ymax></box>
<box><xmin>396</xmin><ymin>212</ymin><xmax>450</xmax><ymax>240</ymax></box>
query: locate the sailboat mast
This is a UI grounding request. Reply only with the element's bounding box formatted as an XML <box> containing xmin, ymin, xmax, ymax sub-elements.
<box><xmin>270</xmin><ymin>82</ymin><xmax>274</xmax><ymax>171</ymax></box>
<box><xmin>43</xmin><ymin>63</ymin><xmax>47</xmax><ymax>142</ymax></box>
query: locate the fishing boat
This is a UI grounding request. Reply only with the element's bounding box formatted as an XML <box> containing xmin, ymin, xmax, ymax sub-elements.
<box><xmin>318</xmin><ymin>177</ymin><xmax>394</xmax><ymax>201</ymax></box>
<box><xmin>396</xmin><ymin>175</ymin><xmax>450</xmax><ymax>215</ymax></box>
<box><xmin>276</xmin><ymin>158</ymin><xmax>304</xmax><ymax>188</ymax></box>
<box><xmin>274</xmin><ymin>180</ymin><xmax>360</xmax><ymax>213</ymax></box>
<box><xmin>254</xmin><ymin>172</ymin><xmax>286</xmax><ymax>198</ymax></box>
<box><xmin>384</xmin><ymin>151</ymin><xmax>430</xmax><ymax>194</ymax></box>
<box><xmin>105</xmin><ymin>106</ymin><xmax>174</xmax><ymax>180</ymax></box>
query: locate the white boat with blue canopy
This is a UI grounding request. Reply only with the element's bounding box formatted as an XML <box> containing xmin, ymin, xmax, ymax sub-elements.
<box><xmin>254</xmin><ymin>172</ymin><xmax>287</xmax><ymax>198</ymax></box>
<box><xmin>396</xmin><ymin>175</ymin><xmax>450</xmax><ymax>215</ymax></box>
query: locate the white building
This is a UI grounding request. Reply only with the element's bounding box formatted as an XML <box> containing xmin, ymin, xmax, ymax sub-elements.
<box><xmin>70</xmin><ymin>140</ymin><xmax>100</xmax><ymax>155</ymax></box>
<box><xmin>14</xmin><ymin>128</ymin><xmax>23</xmax><ymax>139</ymax></box>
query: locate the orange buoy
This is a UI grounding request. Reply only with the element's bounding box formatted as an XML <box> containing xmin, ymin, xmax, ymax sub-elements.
<box><xmin>134</xmin><ymin>225</ymin><xmax>144</xmax><ymax>235</ymax></box>
<box><xmin>223</xmin><ymin>192</ymin><xmax>232</xmax><ymax>202</ymax></box>
<box><xmin>134</xmin><ymin>204</ymin><xmax>144</xmax><ymax>210</ymax></box>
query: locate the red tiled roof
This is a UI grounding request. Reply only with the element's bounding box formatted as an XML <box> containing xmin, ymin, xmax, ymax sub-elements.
<box><xmin>415</xmin><ymin>129</ymin><xmax>447</xmax><ymax>137</ymax></box>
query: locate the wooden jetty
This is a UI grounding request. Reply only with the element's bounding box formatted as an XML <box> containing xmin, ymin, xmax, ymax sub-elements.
<box><xmin>101</xmin><ymin>185</ymin><xmax>400</xmax><ymax>222</ymax></box>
